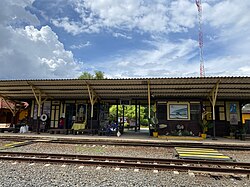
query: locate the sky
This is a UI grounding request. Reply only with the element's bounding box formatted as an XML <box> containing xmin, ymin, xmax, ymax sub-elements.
<box><xmin>0</xmin><ymin>0</ymin><xmax>250</xmax><ymax>79</ymax></box>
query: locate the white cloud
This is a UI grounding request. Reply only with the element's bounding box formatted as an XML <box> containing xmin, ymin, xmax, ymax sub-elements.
<box><xmin>70</xmin><ymin>41</ymin><xmax>91</xmax><ymax>49</ymax></box>
<box><xmin>112</xmin><ymin>33</ymin><xmax>132</xmax><ymax>39</ymax></box>
<box><xmin>0</xmin><ymin>0</ymin><xmax>39</xmax><ymax>26</ymax></box>
<box><xmin>168</xmin><ymin>0</ymin><xmax>197</xmax><ymax>32</ymax></box>
<box><xmin>205</xmin><ymin>55</ymin><xmax>250</xmax><ymax>77</ymax></box>
<box><xmin>205</xmin><ymin>1</ymin><xmax>249</xmax><ymax>29</ymax></box>
<box><xmin>0</xmin><ymin>0</ymin><xmax>82</xmax><ymax>79</ymax></box>
<box><xmin>98</xmin><ymin>38</ymin><xmax>198</xmax><ymax>78</ymax></box>
<box><xmin>52</xmin><ymin>17</ymin><xmax>100</xmax><ymax>35</ymax></box>
<box><xmin>204</xmin><ymin>1</ymin><xmax>250</xmax><ymax>46</ymax></box>
<box><xmin>201</xmin><ymin>0</ymin><xmax>250</xmax><ymax>77</ymax></box>
<box><xmin>52</xmin><ymin>0</ymin><xmax>197</xmax><ymax>35</ymax></box>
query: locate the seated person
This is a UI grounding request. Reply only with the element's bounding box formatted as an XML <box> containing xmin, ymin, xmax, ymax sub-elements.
<box><xmin>106</xmin><ymin>121</ymin><xmax>118</xmax><ymax>135</ymax></box>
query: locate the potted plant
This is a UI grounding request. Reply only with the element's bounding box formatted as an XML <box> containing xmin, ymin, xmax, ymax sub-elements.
<box><xmin>150</xmin><ymin>116</ymin><xmax>159</xmax><ymax>137</ymax></box>
<box><xmin>200</xmin><ymin>119</ymin><xmax>212</xmax><ymax>139</ymax></box>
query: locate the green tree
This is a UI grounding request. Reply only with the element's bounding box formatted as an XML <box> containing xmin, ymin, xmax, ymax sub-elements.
<box><xmin>78</xmin><ymin>72</ymin><xmax>94</xmax><ymax>79</ymax></box>
<box><xmin>109</xmin><ymin>105</ymin><xmax>148</xmax><ymax>125</ymax></box>
<box><xmin>94</xmin><ymin>71</ymin><xmax>105</xmax><ymax>79</ymax></box>
<box><xmin>109</xmin><ymin>105</ymin><xmax>122</xmax><ymax>122</ymax></box>
<box><xmin>78</xmin><ymin>71</ymin><xmax>105</xmax><ymax>79</ymax></box>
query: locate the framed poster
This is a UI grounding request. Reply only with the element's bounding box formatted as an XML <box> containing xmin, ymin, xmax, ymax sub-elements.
<box><xmin>168</xmin><ymin>102</ymin><xmax>190</xmax><ymax>120</ymax></box>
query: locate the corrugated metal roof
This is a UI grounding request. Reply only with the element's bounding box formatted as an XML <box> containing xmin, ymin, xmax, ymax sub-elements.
<box><xmin>0</xmin><ymin>77</ymin><xmax>250</xmax><ymax>101</ymax></box>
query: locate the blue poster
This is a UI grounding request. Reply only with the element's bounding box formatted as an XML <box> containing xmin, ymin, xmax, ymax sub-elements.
<box><xmin>230</xmin><ymin>103</ymin><xmax>237</xmax><ymax>113</ymax></box>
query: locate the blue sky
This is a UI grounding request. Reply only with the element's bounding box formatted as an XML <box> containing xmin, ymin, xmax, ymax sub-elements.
<box><xmin>0</xmin><ymin>0</ymin><xmax>250</xmax><ymax>79</ymax></box>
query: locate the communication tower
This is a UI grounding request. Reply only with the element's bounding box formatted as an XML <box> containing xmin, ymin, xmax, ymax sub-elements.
<box><xmin>196</xmin><ymin>0</ymin><xmax>205</xmax><ymax>77</ymax></box>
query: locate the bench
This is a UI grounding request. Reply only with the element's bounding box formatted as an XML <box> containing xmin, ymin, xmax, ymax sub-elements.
<box><xmin>72</xmin><ymin>129</ymin><xmax>93</xmax><ymax>135</ymax></box>
<box><xmin>124</xmin><ymin>120</ymin><xmax>137</xmax><ymax>130</ymax></box>
<box><xmin>98</xmin><ymin>128</ymin><xmax>107</xmax><ymax>136</ymax></box>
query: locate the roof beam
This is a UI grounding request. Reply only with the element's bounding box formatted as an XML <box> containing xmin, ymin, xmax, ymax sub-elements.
<box><xmin>85</xmin><ymin>81</ymin><xmax>100</xmax><ymax>118</ymax></box>
<box><xmin>29</xmin><ymin>85</ymin><xmax>50</xmax><ymax>118</ymax></box>
<box><xmin>208</xmin><ymin>79</ymin><xmax>220</xmax><ymax>139</ymax></box>
<box><xmin>208</xmin><ymin>80</ymin><xmax>220</xmax><ymax>115</ymax></box>
<box><xmin>27</xmin><ymin>81</ymin><xmax>52</xmax><ymax>100</ymax></box>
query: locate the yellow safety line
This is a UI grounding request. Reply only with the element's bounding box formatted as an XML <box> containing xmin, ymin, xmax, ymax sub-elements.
<box><xmin>179</xmin><ymin>154</ymin><xmax>230</xmax><ymax>159</ymax></box>
<box><xmin>4</xmin><ymin>144</ymin><xmax>15</xmax><ymax>147</ymax></box>
<box><xmin>177</xmin><ymin>152</ymin><xmax>223</xmax><ymax>155</ymax></box>
<box><xmin>4</xmin><ymin>141</ymin><xmax>27</xmax><ymax>147</ymax></box>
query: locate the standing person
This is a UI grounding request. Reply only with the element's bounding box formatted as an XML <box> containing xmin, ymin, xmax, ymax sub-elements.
<box><xmin>59</xmin><ymin>117</ymin><xmax>64</xmax><ymax>129</ymax></box>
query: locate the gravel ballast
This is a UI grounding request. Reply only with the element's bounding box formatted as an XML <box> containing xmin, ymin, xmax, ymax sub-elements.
<box><xmin>1</xmin><ymin>142</ymin><xmax>176</xmax><ymax>159</ymax></box>
<box><xmin>0</xmin><ymin>161</ymin><xmax>249</xmax><ymax>187</ymax></box>
<box><xmin>220</xmin><ymin>150</ymin><xmax>250</xmax><ymax>162</ymax></box>
<box><xmin>2</xmin><ymin>142</ymin><xmax>250</xmax><ymax>162</ymax></box>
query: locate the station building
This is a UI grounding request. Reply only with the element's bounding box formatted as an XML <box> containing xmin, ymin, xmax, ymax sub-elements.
<box><xmin>0</xmin><ymin>77</ymin><xmax>250</xmax><ymax>137</ymax></box>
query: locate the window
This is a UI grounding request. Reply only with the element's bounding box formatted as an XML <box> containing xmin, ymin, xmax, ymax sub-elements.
<box><xmin>190</xmin><ymin>103</ymin><xmax>201</xmax><ymax>121</ymax></box>
<box><xmin>219</xmin><ymin>106</ymin><xmax>225</xmax><ymax>120</ymax></box>
<box><xmin>43</xmin><ymin>101</ymin><xmax>51</xmax><ymax>117</ymax></box>
<box><xmin>157</xmin><ymin>104</ymin><xmax>167</xmax><ymax>121</ymax></box>
<box><xmin>50</xmin><ymin>105</ymin><xmax>60</xmax><ymax>128</ymax></box>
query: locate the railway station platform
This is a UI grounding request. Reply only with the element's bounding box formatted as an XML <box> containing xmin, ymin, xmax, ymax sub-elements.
<box><xmin>0</xmin><ymin>130</ymin><xmax>250</xmax><ymax>147</ymax></box>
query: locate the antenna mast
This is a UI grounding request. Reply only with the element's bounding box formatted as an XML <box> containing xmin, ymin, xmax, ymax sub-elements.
<box><xmin>196</xmin><ymin>0</ymin><xmax>205</xmax><ymax>77</ymax></box>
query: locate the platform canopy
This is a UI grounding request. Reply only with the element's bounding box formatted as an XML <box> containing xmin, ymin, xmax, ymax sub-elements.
<box><xmin>0</xmin><ymin>77</ymin><xmax>250</xmax><ymax>102</ymax></box>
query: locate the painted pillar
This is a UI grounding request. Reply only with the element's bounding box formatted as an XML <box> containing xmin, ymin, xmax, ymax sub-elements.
<box><xmin>135</xmin><ymin>100</ymin><xmax>138</xmax><ymax>132</ymax></box>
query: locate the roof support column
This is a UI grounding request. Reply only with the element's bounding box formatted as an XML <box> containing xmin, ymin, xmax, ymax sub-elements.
<box><xmin>147</xmin><ymin>80</ymin><xmax>151</xmax><ymax>119</ymax></box>
<box><xmin>86</xmin><ymin>83</ymin><xmax>98</xmax><ymax>134</ymax></box>
<box><xmin>86</xmin><ymin>85</ymin><xmax>98</xmax><ymax>118</ymax></box>
<box><xmin>30</xmin><ymin>85</ymin><xmax>48</xmax><ymax>134</ymax></box>
<box><xmin>208</xmin><ymin>80</ymin><xmax>220</xmax><ymax>139</ymax></box>
<box><xmin>138</xmin><ymin>102</ymin><xmax>141</xmax><ymax>131</ymax></box>
<box><xmin>135</xmin><ymin>100</ymin><xmax>138</xmax><ymax>132</ymax></box>
<box><xmin>122</xmin><ymin>104</ymin><xmax>125</xmax><ymax>129</ymax></box>
<box><xmin>116</xmin><ymin>100</ymin><xmax>119</xmax><ymax>127</ymax></box>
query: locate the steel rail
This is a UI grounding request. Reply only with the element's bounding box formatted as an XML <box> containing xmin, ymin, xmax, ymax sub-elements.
<box><xmin>0</xmin><ymin>152</ymin><xmax>250</xmax><ymax>174</ymax></box>
<box><xmin>0</xmin><ymin>137</ymin><xmax>250</xmax><ymax>150</ymax></box>
<box><xmin>32</xmin><ymin>139</ymin><xmax>250</xmax><ymax>150</ymax></box>
<box><xmin>1</xmin><ymin>156</ymin><xmax>250</xmax><ymax>174</ymax></box>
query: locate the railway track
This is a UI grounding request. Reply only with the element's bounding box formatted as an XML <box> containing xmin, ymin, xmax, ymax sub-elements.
<box><xmin>51</xmin><ymin>140</ymin><xmax>250</xmax><ymax>150</ymax></box>
<box><xmin>0</xmin><ymin>151</ymin><xmax>250</xmax><ymax>174</ymax></box>
<box><xmin>1</xmin><ymin>136</ymin><xmax>250</xmax><ymax>150</ymax></box>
